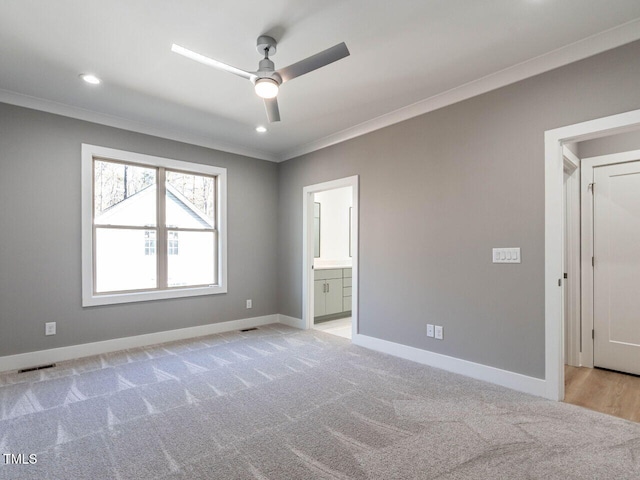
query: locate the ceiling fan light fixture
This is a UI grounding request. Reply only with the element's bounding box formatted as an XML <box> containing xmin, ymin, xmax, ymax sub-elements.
<box><xmin>254</xmin><ymin>78</ymin><xmax>279</xmax><ymax>99</ymax></box>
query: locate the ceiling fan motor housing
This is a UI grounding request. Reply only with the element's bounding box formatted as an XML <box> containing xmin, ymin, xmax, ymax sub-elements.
<box><xmin>256</xmin><ymin>35</ymin><xmax>277</xmax><ymax>56</ymax></box>
<box><xmin>256</xmin><ymin>58</ymin><xmax>282</xmax><ymax>85</ymax></box>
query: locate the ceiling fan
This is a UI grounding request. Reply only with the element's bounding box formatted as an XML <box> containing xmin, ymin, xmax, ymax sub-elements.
<box><xmin>171</xmin><ymin>36</ymin><xmax>350</xmax><ymax>123</ymax></box>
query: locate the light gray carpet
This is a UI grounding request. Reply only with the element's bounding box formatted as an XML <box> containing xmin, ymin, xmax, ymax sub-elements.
<box><xmin>1</xmin><ymin>324</ymin><xmax>640</xmax><ymax>479</ymax></box>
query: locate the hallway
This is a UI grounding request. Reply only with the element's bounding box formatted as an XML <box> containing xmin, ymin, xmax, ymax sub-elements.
<box><xmin>565</xmin><ymin>365</ymin><xmax>640</xmax><ymax>422</ymax></box>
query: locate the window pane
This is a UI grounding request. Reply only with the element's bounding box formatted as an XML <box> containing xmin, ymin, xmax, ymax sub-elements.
<box><xmin>144</xmin><ymin>230</ymin><xmax>156</xmax><ymax>256</ymax></box>
<box><xmin>96</xmin><ymin>228</ymin><xmax>157</xmax><ymax>292</ymax></box>
<box><xmin>168</xmin><ymin>231</ymin><xmax>215</xmax><ymax>287</ymax></box>
<box><xmin>165</xmin><ymin>171</ymin><xmax>215</xmax><ymax>229</ymax></box>
<box><xmin>168</xmin><ymin>231</ymin><xmax>179</xmax><ymax>256</ymax></box>
<box><xmin>94</xmin><ymin>160</ymin><xmax>157</xmax><ymax>226</ymax></box>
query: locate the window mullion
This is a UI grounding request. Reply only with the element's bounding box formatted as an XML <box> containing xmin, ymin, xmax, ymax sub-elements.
<box><xmin>157</xmin><ymin>167</ymin><xmax>168</xmax><ymax>289</ymax></box>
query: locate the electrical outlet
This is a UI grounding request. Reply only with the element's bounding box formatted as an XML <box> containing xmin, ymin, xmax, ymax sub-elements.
<box><xmin>45</xmin><ymin>322</ymin><xmax>56</xmax><ymax>336</ymax></box>
<box><xmin>246</xmin><ymin>299</ymin><xmax>252</xmax><ymax>309</ymax></box>
<box><xmin>435</xmin><ymin>325</ymin><xmax>443</xmax><ymax>340</ymax></box>
<box><xmin>426</xmin><ymin>324</ymin><xmax>434</xmax><ymax>338</ymax></box>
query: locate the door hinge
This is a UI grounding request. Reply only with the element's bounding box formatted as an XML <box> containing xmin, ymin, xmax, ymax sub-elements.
<box><xmin>592</xmin><ymin>329</ymin><xmax>594</xmax><ymax>340</ymax></box>
<box><xmin>592</xmin><ymin>256</ymin><xmax>594</xmax><ymax>267</ymax></box>
<box><xmin>564</xmin><ymin>273</ymin><xmax>568</xmax><ymax>279</ymax></box>
<box><xmin>588</xmin><ymin>182</ymin><xmax>595</xmax><ymax>193</ymax></box>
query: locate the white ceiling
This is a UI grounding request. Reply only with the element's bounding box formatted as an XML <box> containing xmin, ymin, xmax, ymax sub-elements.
<box><xmin>1</xmin><ymin>1</ymin><xmax>640</xmax><ymax>162</ymax></box>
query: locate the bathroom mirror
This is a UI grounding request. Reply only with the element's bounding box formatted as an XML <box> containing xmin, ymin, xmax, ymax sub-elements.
<box><xmin>314</xmin><ymin>202</ymin><xmax>321</xmax><ymax>258</ymax></box>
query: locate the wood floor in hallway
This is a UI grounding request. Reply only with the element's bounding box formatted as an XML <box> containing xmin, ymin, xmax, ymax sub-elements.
<box><xmin>564</xmin><ymin>365</ymin><xmax>640</xmax><ymax>423</ymax></box>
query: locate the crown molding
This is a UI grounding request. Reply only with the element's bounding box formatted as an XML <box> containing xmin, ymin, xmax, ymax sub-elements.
<box><xmin>280</xmin><ymin>18</ymin><xmax>640</xmax><ymax>161</ymax></box>
<box><xmin>0</xmin><ymin>89</ymin><xmax>279</xmax><ymax>162</ymax></box>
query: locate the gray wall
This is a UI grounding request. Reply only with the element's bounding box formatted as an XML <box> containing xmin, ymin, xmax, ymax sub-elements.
<box><xmin>0</xmin><ymin>104</ymin><xmax>279</xmax><ymax>357</ymax></box>
<box><xmin>579</xmin><ymin>129</ymin><xmax>640</xmax><ymax>158</ymax></box>
<box><xmin>277</xmin><ymin>40</ymin><xmax>640</xmax><ymax>379</ymax></box>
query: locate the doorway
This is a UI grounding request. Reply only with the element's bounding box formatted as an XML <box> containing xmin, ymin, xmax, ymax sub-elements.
<box><xmin>302</xmin><ymin>176</ymin><xmax>359</xmax><ymax>340</ymax></box>
<box><xmin>562</xmin><ymin>145</ymin><xmax>640</xmax><ymax>419</ymax></box>
<box><xmin>545</xmin><ymin>108</ymin><xmax>640</xmax><ymax>401</ymax></box>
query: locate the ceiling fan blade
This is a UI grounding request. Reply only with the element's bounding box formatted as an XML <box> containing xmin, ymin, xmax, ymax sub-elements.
<box><xmin>171</xmin><ymin>44</ymin><xmax>256</xmax><ymax>81</ymax></box>
<box><xmin>264</xmin><ymin>97</ymin><xmax>281</xmax><ymax>123</ymax></box>
<box><xmin>277</xmin><ymin>42</ymin><xmax>349</xmax><ymax>83</ymax></box>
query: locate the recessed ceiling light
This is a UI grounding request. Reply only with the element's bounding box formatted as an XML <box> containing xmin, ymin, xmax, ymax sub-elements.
<box><xmin>256</xmin><ymin>126</ymin><xmax>267</xmax><ymax>133</ymax></box>
<box><xmin>80</xmin><ymin>74</ymin><xmax>101</xmax><ymax>85</ymax></box>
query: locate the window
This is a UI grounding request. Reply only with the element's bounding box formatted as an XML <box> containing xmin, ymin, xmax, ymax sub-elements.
<box><xmin>168</xmin><ymin>231</ymin><xmax>179</xmax><ymax>256</ymax></box>
<box><xmin>144</xmin><ymin>231</ymin><xmax>156</xmax><ymax>256</ymax></box>
<box><xmin>82</xmin><ymin>144</ymin><xmax>227</xmax><ymax>306</ymax></box>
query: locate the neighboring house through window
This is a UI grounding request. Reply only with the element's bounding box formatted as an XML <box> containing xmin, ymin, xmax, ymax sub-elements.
<box><xmin>81</xmin><ymin>144</ymin><xmax>227</xmax><ymax>306</ymax></box>
<box><xmin>144</xmin><ymin>230</ymin><xmax>156</xmax><ymax>256</ymax></box>
<box><xmin>168</xmin><ymin>231</ymin><xmax>179</xmax><ymax>256</ymax></box>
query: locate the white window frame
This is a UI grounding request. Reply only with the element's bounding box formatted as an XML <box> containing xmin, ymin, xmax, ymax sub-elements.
<box><xmin>81</xmin><ymin>144</ymin><xmax>227</xmax><ymax>307</ymax></box>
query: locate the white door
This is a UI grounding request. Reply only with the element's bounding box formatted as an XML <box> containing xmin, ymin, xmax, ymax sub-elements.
<box><xmin>593</xmin><ymin>160</ymin><xmax>640</xmax><ymax>374</ymax></box>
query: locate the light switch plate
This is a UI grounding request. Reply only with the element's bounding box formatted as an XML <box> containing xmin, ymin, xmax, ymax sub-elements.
<box><xmin>492</xmin><ymin>248</ymin><xmax>521</xmax><ymax>263</ymax></box>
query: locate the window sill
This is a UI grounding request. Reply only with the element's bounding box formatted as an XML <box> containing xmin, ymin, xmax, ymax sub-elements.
<box><xmin>82</xmin><ymin>284</ymin><xmax>227</xmax><ymax>307</ymax></box>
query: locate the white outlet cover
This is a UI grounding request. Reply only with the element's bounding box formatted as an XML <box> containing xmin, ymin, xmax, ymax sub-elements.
<box><xmin>246</xmin><ymin>299</ymin><xmax>252</xmax><ymax>309</ymax></box>
<box><xmin>426</xmin><ymin>324</ymin><xmax>435</xmax><ymax>337</ymax></box>
<box><xmin>435</xmin><ymin>325</ymin><xmax>443</xmax><ymax>340</ymax></box>
<box><xmin>45</xmin><ymin>322</ymin><xmax>56</xmax><ymax>336</ymax></box>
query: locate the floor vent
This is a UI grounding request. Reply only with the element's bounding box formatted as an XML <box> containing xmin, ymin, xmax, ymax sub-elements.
<box><xmin>18</xmin><ymin>363</ymin><xmax>56</xmax><ymax>374</ymax></box>
<box><xmin>240</xmin><ymin>327</ymin><xmax>258</xmax><ymax>332</ymax></box>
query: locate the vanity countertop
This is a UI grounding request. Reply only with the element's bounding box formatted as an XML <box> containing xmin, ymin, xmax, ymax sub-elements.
<box><xmin>314</xmin><ymin>264</ymin><xmax>352</xmax><ymax>270</ymax></box>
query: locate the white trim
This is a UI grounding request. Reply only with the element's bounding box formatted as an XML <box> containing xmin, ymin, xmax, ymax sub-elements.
<box><xmin>583</xmin><ymin>148</ymin><xmax>640</xmax><ymax>165</ymax></box>
<box><xmin>0</xmin><ymin>89</ymin><xmax>279</xmax><ymax>162</ymax></box>
<box><xmin>562</xmin><ymin>146</ymin><xmax>580</xmax><ymax>171</ymax></box>
<box><xmin>579</xmin><ymin>149</ymin><xmax>640</xmax><ymax>370</ymax></box>
<box><xmin>0</xmin><ymin>314</ymin><xmax>278</xmax><ymax>373</ymax></box>
<box><xmin>353</xmin><ymin>334</ymin><xmax>546</xmax><ymax>398</ymax></box>
<box><xmin>302</xmin><ymin>176</ymin><xmax>359</xmax><ymax>339</ymax></box>
<box><xmin>282</xmin><ymin>19</ymin><xmax>640</xmax><ymax>161</ymax></box>
<box><xmin>545</xmin><ymin>109</ymin><xmax>640</xmax><ymax>401</ymax></box>
<box><xmin>81</xmin><ymin>144</ymin><xmax>228</xmax><ymax>306</ymax></box>
<box><xmin>563</xmin><ymin>147</ymin><xmax>581</xmax><ymax>367</ymax></box>
<box><xmin>278</xmin><ymin>314</ymin><xmax>305</xmax><ymax>329</ymax></box>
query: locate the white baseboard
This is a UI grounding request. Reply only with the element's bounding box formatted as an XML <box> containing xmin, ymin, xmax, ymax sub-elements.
<box><xmin>278</xmin><ymin>314</ymin><xmax>305</xmax><ymax>329</ymax></box>
<box><xmin>352</xmin><ymin>333</ymin><xmax>548</xmax><ymax>399</ymax></box>
<box><xmin>0</xmin><ymin>314</ymin><xmax>548</xmax><ymax>401</ymax></box>
<box><xmin>0</xmin><ymin>314</ymin><xmax>278</xmax><ymax>373</ymax></box>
